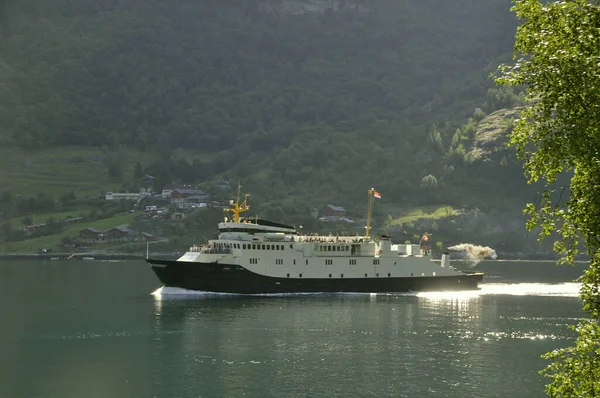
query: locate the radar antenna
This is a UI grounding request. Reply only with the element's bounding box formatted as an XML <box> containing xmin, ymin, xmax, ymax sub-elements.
<box><xmin>224</xmin><ymin>183</ymin><xmax>250</xmax><ymax>223</ymax></box>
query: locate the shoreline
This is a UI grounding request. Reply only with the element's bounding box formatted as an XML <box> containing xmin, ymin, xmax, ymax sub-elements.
<box><xmin>0</xmin><ymin>253</ymin><xmax>148</xmax><ymax>261</ymax></box>
<box><xmin>0</xmin><ymin>252</ymin><xmax>588</xmax><ymax>263</ymax></box>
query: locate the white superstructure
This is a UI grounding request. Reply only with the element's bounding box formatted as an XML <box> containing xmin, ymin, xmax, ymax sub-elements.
<box><xmin>149</xmin><ymin>186</ymin><xmax>483</xmax><ymax>293</ymax></box>
<box><xmin>176</xmin><ymin>219</ymin><xmax>460</xmax><ymax>280</ymax></box>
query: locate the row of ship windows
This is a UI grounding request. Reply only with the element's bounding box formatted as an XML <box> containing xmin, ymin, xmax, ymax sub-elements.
<box><xmin>249</xmin><ymin>259</ymin><xmax>381</xmax><ymax>266</ymax></box>
<box><xmin>286</xmin><ymin>273</ymin><xmax>392</xmax><ymax>278</ymax></box>
<box><xmin>319</xmin><ymin>246</ymin><xmax>351</xmax><ymax>252</ymax></box>
<box><xmin>222</xmin><ymin>243</ymin><xmax>360</xmax><ymax>252</ymax></box>
<box><xmin>237</xmin><ymin>243</ymin><xmax>286</xmax><ymax>250</ymax></box>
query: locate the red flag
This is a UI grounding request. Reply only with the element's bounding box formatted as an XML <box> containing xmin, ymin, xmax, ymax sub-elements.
<box><xmin>422</xmin><ymin>233</ymin><xmax>429</xmax><ymax>242</ymax></box>
<box><xmin>374</xmin><ymin>191</ymin><xmax>381</xmax><ymax>199</ymax></box>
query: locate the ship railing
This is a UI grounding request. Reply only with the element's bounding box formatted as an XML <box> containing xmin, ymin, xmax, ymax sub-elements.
<box><xmin>295</xmin><ymin>235</ymin><xmax>369</xmax><ymax>244</ymax></box>
<box><xmin>189</xmin><ymin>245</ymin><xmax>231</xmax><ymax>254</ymax></box>
<box><xmin>200</xmin><ymin>248</ymin><xmax>231</xmax><ymax>254</ymax></box>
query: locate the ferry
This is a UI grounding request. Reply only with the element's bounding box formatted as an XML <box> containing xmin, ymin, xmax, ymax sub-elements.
<box><xmin>147</xmin><ymin>187</ymin><xmax>484</xmax><ymax>294</ymax></box>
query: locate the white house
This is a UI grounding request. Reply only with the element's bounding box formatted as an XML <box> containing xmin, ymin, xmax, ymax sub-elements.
<box><xmin>161</xmin><ymin>188</ymin><xmax>173</xmax><ymax>199</ymax></box>
<box><xmin>106</xmin><ymin>188</ymin><xmax>151</xmax><ymax>201</ymax></box>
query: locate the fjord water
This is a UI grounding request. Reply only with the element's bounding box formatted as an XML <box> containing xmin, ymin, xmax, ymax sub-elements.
<box><xmin>0</xmin><ymin>260</ymin><xmax>585</xmax><ymax>398</ymax></box>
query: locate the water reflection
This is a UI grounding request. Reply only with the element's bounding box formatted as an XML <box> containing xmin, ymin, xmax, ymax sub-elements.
<box><xmin>147</xmin><ymin>281</ymin><xmax>584</xmax><ymax>397</ymax></box>
<box><xmin>150</xmin><ymin>283</ymin><xmax>584</xmax><ymax>358</ymax></box>
<box><xmin>149</xmin><ymin>282</ymin><xmax>583</xmax><ymax>347</ymax></box>
<box><xmin>2</xmin><ymin>259</ymin><xmax>587</xmax><ymax>398</ymax></box>
<box><xmin>479</xmin><ymin>282</ymin><xmax>580</xmax><ymax>297</ymax></box>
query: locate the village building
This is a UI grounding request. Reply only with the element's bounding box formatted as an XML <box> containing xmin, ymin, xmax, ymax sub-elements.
<box><xmin>161</xmin><ymin>184</ymin><xmax>175</xmax><ymax>199</ymax></box>
<box><xmin>79</xmin><ymin>228</ymin><xmax>106</xmax><ymax>243</ymax></box>
<box><xmin>171</xmin><ymin>212</ymin><xmax>186</xmax><ymax>221</ymax></box>
<box><xmin>107</xmin><ymin>227</ymin><xmax>137</xmax><ymax>242</ymax></box>
<box><xmin>105</xmin><ymin>188</ymin><xmax>151</xmax><ymax>201</ymax></box>
<box><xmin>62</xmin><ymin>237</ymin><xmax>80</xmax><ymax>249</ymax></box>
<box><xmin>23</xmin><ymin>223</ymin><xmax>48</xmax><ymax>236</ymax></box>
<box><xmin>139</xmin><ymin>195</ymin><xmax>170</xmax><ymax>209</ymax></box>
<box><xmin>214</xmin><ymin>180</ymin><xmax>231</xmax><ymax>190</ymax></box>
<box><xmin>140</xmin><ymin>232</ymin><xmax>156</xmax><ymax>241</ymax></box>
<box><xmin>170</xmin><ymin>188</ymin><xmax>209</xmax><ymax>204</ymax></box>
<box><xmin>320</xmin><ymin>204</ymin><xmax>347</xmax><ymax>219</ymax></box>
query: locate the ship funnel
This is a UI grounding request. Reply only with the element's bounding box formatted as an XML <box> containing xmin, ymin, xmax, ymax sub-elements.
<box><xmin>380</xmin><ymin>235</ymin><xmax>391</xmax><ymax>256</ymax></box>
<box><xmin>441</xmin><ymin>252</ymin><xmax>450</xmax><ymax>268</ymax></box>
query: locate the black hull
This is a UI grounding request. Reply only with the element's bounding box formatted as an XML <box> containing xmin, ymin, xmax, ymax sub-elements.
<box><xmin>148</xmin><ymin>259</ymin><xmax>484</xmax><ymax>294</ymax></box>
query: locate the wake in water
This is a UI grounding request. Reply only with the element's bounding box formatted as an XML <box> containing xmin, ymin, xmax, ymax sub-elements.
<box><xmin>153</xmin><ymin>283</ymin><xmax>580</xmax><ymax>300</ymax></box>
<box><xmin>480</xmin><ymin>282</ymin><xmax>580</xmax><ymax>297</ymax></box>
<box><xmin>152</xmin><ymin>286</ymin><xmax>237</xmax><ymax>298</ymax></box>
<box><xmin>152</xmin><ymin>286</ymin><xmax>352</xmax><ymax>298</ymax></box>
<box><xmin>416</xmin><ymin>282</ymin><xmax>581</xmax><ymax>299</ymax></box>
<box><xmin>448</xmin><ymin>243</ymin><xmax>497</xmax><ymax>267</ymax></box>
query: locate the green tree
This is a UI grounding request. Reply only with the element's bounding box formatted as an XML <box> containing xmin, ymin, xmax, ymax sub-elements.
<box><xmin>497</xmin><ymin>0</ymin><xmax>600</xmax><ymax>395</ymax></box>
<box><xmin>0</xmin><ymin>221</ymin><xmax>14</xmax><ymax>243</ymax></box>
<box><xmin>472</xmin><ymin>107</ymin><xmax>486</xmax><ymax>121</ymax></box>
<box><xmin>384</xmin><ymin>215</ymin><xmax>394</xmax><ymax>229</ymax></box>
<box><xmin>133</xmin><ymin>162</ymin><xmax>144</xmax><ymax>180</ymax></box>
<box><xmin>104</xmin><ymin>147</ymin><xmax>128</xmax><ymax>179</ymax></box>
<box><xmin>421</xmin><ymin>174</ymin><xmax>438</xmax><ymax>189</ymax></box>
<box><xmin>60</xmin><ymin>190</ymin><xmax>77</xmax><ymax>206</ymax></box>
<box><xmin>46</xmin><ymin>217</ymin><xmax>63</xmax><ymax>234</ymax></box>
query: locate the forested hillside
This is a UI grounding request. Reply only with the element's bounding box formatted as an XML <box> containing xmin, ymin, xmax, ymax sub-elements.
<box><xmin>0</xmin><ymin>0</ymin><xmax>544</xmax><ymax>253</ymax></box>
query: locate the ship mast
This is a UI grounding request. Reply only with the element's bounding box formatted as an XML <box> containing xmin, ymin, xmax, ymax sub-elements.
<box><xmin>224</xmin><ymin>183</ymin><xmax>250</xmax><ymax>223</ymax></box>
<box><xmin>365</xmin><ymin>188</ymin><xmax>376</xmax><ymax>238</ymax></box>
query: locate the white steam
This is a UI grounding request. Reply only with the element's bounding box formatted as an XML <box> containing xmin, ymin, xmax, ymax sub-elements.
<box><xmin>447</xmin><ymin>243</ymin><xmax>497</xmax><ymax>266</ymax></box>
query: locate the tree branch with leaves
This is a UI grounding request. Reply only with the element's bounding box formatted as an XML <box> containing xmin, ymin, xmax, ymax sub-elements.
<box><xmin>497</xmin><ymin>0</ymin><xmax>600</xmax><ymax>395</ymax></box>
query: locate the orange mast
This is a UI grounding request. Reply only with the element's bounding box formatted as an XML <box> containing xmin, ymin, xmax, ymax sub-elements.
<box><xmin>224</xmin><ymin>183</ymin><xmax>250</xmax><ymax>223</ymax></box>
<box><xmin>365</xmin><ymin>188</ymin><xmax>376</xmax><ymax>238</ymax></box>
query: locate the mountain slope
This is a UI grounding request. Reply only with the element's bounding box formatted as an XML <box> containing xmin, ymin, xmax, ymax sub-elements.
<box><xmin>0</xmin><ymin>0</ymin><xmax>517</xmax><ymax>197</ymax></box>
<box><xmin>0</xmin><ymin>0</ymin><xmax>549</xmax><ymax>256</ymax></box>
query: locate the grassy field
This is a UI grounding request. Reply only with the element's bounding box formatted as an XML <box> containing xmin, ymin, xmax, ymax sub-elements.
<box><xmin>0</xmin><ymin>145</ymin><xmax>217</xmax><ymax>199</ymax></box>
<box><xmin>0</xmin><ymin>146</ymin><xmax>151</xmax><ymax>198</ymax></box>
<box><xmin>390</xmin><ymin>206</ymin><xmax>460</xmax><ymax>225</ymax></box>
<box><xmin>5</xmin><ymin>208</ymin><xmax>90</xmax><ymax>227</ymax></box>
<box><xmin>0</xmin><ymin>212</ymin><xmax>140</xmax><ymax>254</ymax></box>
<box><xmin>0</xmin><ymin>145</ymin><xmax>214</xmax><ymax>254</ymax></box>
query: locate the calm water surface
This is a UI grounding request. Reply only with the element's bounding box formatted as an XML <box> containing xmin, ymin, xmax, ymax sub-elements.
<box><xmin>0</xmin><ymin>259</ymin><xmax>586</xmax><ymax>398</ymax></box>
